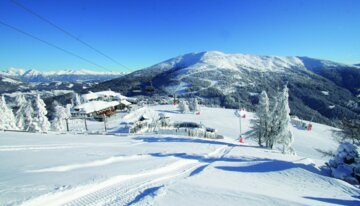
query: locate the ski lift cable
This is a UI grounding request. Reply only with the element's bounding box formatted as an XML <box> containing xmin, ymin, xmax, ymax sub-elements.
<box><xmin>11</xmin><ymin>0</ymin><xmax>132</xmax><ymax>72</ymax></box>
<box><xmin>0</xmin><ymin>19</ymin><xmax>110</xmax><ymax>71</ymax></box>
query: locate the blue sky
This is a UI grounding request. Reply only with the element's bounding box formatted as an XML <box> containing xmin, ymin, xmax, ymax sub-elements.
<box><xmin>0</xmin><ymin>0</ymin><xmax>359</xmax><ymax>72</ymax></box>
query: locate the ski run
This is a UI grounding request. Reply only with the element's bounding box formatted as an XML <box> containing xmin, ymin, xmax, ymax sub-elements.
<box><xmin>1</xmin><ymin>104</ymin><xmax>360</xmax><ymax>205</ymax></box>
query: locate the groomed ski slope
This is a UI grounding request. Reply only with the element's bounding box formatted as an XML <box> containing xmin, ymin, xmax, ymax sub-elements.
<box><xmin>0</xmin><ymin>105</ymin><xmax>359</xmax><ymax>206</ymax></box>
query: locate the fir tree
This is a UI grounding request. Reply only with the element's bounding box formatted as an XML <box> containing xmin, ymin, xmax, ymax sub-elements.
<box><xmin>33</xmin><ymin>95</ymin><xmax>50</xmax><ymax>132</ymax></box>
<box><xmin>14</xmin><ymin>94</ymin><xmax>26</xmax><ymax>108</ymax></box>
<box><xmin>333</xmin><ymin>118</ymin><xmax>360</xmax><ymax>146</ymax></box>
<box><xmin>16</xmin><ymin>101</ymin><xmax>34</xmax><ymax>131</ymax></box>
<box><xmin>272</xmin><ymin>86</ymin><xmax>295</xmax><ymax>154</ymax></box>
<box><xmin>253</xmin><ymin>91</ymin><xmax>270</xmax><ymax>146</ymax></box>
<box><xmin>73</xmin><ymin>93</ymin><xmax>81</xmax><ymax>105</ymax></box>
<box><xmin>51</xmin><ymin>104</ymin><xmax>67</xmax><ymax>131</ymax></box>
<box><xmin>0</xmin><ymin>95</ymin><xmax>17</xmax><ymax>130</ymax></box>
<box><xmin>65</xmin><ymin>104</ymin><xmax>72</xmax><ymax>119</ymax></box>
<box><xmin>189</xmin><ymin>98</ymin><xmax>200</xmax><ymax>113</ymax></box>
<box><xmin>178</xmin><ymin>100</ymin><xmax>190</xmax><ymax>113</ymax></box>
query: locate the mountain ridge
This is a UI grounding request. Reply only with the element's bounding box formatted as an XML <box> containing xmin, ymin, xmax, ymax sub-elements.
<box><xmin>89</xmin><ymin>51</ymin><xmax>360</xmax><ymax>125</ymax></box>
<box><xmin>0</xmin><ymin>68</ymin><xmax>126</xmax><ymax>83</ymax></box>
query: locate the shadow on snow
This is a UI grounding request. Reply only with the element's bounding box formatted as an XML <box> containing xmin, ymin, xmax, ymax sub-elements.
<box><xmin>303</xmin><ymin>196</ymin><xmax>360</xmax><ymax>206</ymax></box>
<box><xmin>134</xmin><ymin>136</ymin><xmax>259</xmax><ymax>148</ymax></box>
<box><xmin>215</xmin><ymin>160</ymin><xmax>322</xmax><ymax>175</ymax></box>
<box><xmin>126</xmin><ymin>185</ymin><xmax>164</xmax><ymax>206</ymax></box>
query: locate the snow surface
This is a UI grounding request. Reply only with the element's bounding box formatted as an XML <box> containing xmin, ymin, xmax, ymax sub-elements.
<box><xmin>0</xmin><ymin>68</ymin><xmax>125</xmax><ymax>77</ymax></box>
<box><xmin>145</xmin><ymin>51</ymin><xmax>306</xmax><ymax>75</ymax></box>
<box><xmin>0</xmin><ymin>105</ymin><xmax>359</xmax><ymax>206</ymax></box>
<box><xmin>321</xmin><ymin>91</ymin><xmax>329</xmax><ymax>96</ymax></box>
<box><xmin>1</xmin><ymin>77</ymin><xmax>22</xmax><ymax>84</ymax></box>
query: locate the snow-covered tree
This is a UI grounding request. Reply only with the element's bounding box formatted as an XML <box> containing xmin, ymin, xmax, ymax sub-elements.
<box><xmin>270</xmin><ymin>86</ymin><xmax>295</xmax><ymax>154</ymax></box>
<box><xmin>72</xmin><ymin>93</ymin><xmax>81</xmax><ymax>105</ymax></box>
<box><xmin>189</xmin><ymin>98</ymin><xmax>200</xmax><ymax>113</ymax></box>
<box><xmin>32</xmin><ymin>94</ymin><xmax>50</xmax><ymax>132</ymax></box>
<box><xmin>14</xmin><ymin>94</ymin><xmax>26</xmax><ymax>108</ymax></box>
<box><xmin>328</xmin><ymin>142</ymin><xmax>360</xmax><ymax>184</ymax></box>
<box><xmin>266</xmin><ymin>99</ymin><xmax>279</xmax><ymax>149</ymax></box>
<box><xmin>252</xmin><ymin>91</ymin><xmax>270</xmax><ymax>146</ymax></box>
<box><xmin>51</xmin><ymin>104</ymin><xmax>68</xmax><ymax>131</ymax></box>
<box><xmin>0</xmin><ymin>95</ymin><xmax>17</xmax><ymax>130</ymax></box>
<box><xmin>65</xmin><ymin>104</ymin><xmax>72</xmax><ymax>119</ymax></box>
<box><xmin>16</xmin><ymin>101</ymin><xmax>34</xmax><ymax>131</ymax></box>
<box><xmin>178</xmin><ymin>100</ymin><xmax>190</xmax><ymax>113</ymax></box>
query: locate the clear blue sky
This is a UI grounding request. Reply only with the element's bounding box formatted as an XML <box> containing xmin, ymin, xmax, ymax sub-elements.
<box><xmin>0</xmin><ymin>0</ymin><xmax>359</xmax><ymax>72</ymax></box>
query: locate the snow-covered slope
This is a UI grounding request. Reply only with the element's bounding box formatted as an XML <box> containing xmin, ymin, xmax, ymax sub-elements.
<box><xmin>0</xmin><ymin>76</ymin><xmax>29</xmax><ymax>93</ymax></box>
<box><xmin>93</xmin><ymin>51</ymin><xmax>359</xmax><ymax>125</ymax></box>
<box><xmin>130</xmin><ymin>51</ymin><xmax>307</xmax><ymax>78</ymax></box>
<box><xmin>0</xmin><ymin>105</ymin><xmax>359</xmax><ymax>206</ymax></box>
<box><xmin>0</xmin><ymin>68</ymin><xmax>126</xmax><ymax>83</ymax></box>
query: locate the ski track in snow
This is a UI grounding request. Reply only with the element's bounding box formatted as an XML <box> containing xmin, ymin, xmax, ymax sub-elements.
<box><xmin>22</xmin><ymin>145</ymin><xmax>233</xmax><ymax>206</ymax></box>
<box><xmin>26</xmin><ymin>154</ymin><xmax>151</xmax><ymax>173</ymax></box>
<box><xmin>0</xmin><ymin>141</ymin><xmax>143</xmax><ymax>152</ymax></box>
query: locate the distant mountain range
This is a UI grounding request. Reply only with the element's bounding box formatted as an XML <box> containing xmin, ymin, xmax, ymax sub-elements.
<box><xmin>0</xmin><ymin>68</ymin><xmax>126</xmax><ymax>83</ymax></box>
<box><xmin>90</xmin><ymin>51</ymin><xmax>360</xmax><ymax>125</ymax></box>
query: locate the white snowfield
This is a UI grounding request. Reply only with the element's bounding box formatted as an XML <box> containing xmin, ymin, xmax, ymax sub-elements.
<box><xmin>0</xmin><ymin>105</ymin><xmax>359</xmax><ymax>206</ymax></box>
<box><xmin>0</xmin><ymin>68</ymin><xmax>125</xmax><ymax>77</ymax></box>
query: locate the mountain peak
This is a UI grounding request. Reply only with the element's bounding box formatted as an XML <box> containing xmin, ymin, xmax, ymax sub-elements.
<box><xmin>2</xmin><ymin>68</ymin><xmax>26</xmax><ymax>76</ymax></box>
<box><xmin>0</xmin><ymin>68</ymin><xmax>125</xmax><ymax>83</ymax></box>
<box><xmin>23</xmin><ymin>69</ymin><xmax>41</xmax><ymax>76</ymax></box>
<box><xmin>157</xmin><ymin>51</ymin><xmax>305</xmax><ymax>73</ymax></box>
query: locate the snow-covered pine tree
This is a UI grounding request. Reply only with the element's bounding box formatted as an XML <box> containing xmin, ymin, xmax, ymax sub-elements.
<box><xmin>272</xmin><ymin>85</ymin><xmax>295</xmax><ymax>154</ymax></box>
<box><xmin>178</xmin><ymin>100</ymin><xmax>190</xmax><ymax>113</ymax></box>
<box><xmin>65</xmin><ymin>104</ymin><xmax>72</xmax><ymax>119</ymax></box>
<box><xmin>189</xmin><ymin>98</ymin><xmax>195</xmax><ymax>112</ymax></box>
<box><xmin>51</xmin><ymin>104</ymin><xmax>67</xmax><ymax>131</ymax></box>
<box><xmin>16</xmin><ymin>101</ymin><xmax>34</xmax><ymax>131</ymax></box>
<box><xmin>33</xmin><ymin>94</ymin><xmax>50</xmax><ymax>132</ymax></box>
<box><xmin>0</xmin><ymin>95</ymin><xmax>17</xmax><ymax>130</ymax></box>
<box><xmin>254</xmin><ymin>91</ymin><xmax>270</xmax><ymax>146</ymax></box>
<box><xmin>72</xmin><ymin>93</ymin><xmax>81</xmax><ymax>105</ymax></box>
<box><xmin>189</xmin><ymin>98</ymin><xmax>200</xmax><ymax>113</ymax></box>
<box><xmin>14</xmin><ymin>94</ymin><xmax>26</xmax><ymax>108</ymax></box>
<box><xmin>328</xmin><ymin>142</ymin><xmax>360</xmax><ymax>184</ymax></box>
<box><xmin>266</xmin><ymin>99</ymin><xmax>279</xmax><ymax>149</ymax></box>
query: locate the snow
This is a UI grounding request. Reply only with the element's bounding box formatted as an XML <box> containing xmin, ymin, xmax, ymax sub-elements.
<box><xmin>0</xmin><ymin>68</ymin><xmax>126</xmax><ymax>83</ymax></box>
<box><xmin>0</xmin><ymin>68</ymin><xmax>26</xmax><ymax>76</ymax></box>
<box><xmin>0</xmin><ymin>68</ymin><xmax>125</xmax><ymax>76</ymax></box>
<box><xmin>0</xmin><ymin>105</ymin><xmax>359</xmax><ymax>206</ymax></box>
<box><xmin>73</xmin><ymin>101</ymin><xmax>119</xmax><ymax>114</ymax></box>
<box><xmin>1</xmin><ymin>77</ymin><xmax>22</xmax><ymax>84</ymax></box>
<box><xmin>321</xmin><ymin>91</ymin><xmax>329</xmax><ymax>95</ymax></box>
<box><xmin>146</xmin><ymin>51</ymin><xmax>306</xmax><ymax>75</ymax></box>
<box><xmin>120</xmin><ymin>99</ymin><xmax>131</xmax><ymax>106</ymax></box>
<box><xmin>43</xmin><ymin>69</ymin><xmax>125</xmax><ymax>76</ymax></box>
<box><xmin>248</xmin><ymin>92</ymin><xmax>259</xmax><ymax>96</ymax></box>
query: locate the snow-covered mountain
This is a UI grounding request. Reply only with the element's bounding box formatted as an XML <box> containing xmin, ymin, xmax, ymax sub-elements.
<box><xmin>0</xmin><ymin>68</ymin><xmax>126</xmax><ymax>83</ymax></box>
<box><xmin>91</xmin><ymin>51</ymin><xmax>360</xmax><ymax>124</ymax></box>
<box><xmin>0</xmin><ymin>76</ymin><xmax>30</xmax><ymax>93</ymax></box>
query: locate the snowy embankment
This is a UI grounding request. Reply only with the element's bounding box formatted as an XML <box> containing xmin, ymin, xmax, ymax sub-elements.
<box><xmin>0</xmin><ymin>105</ymin><xmax>359</xmax><ymax>205</ymax></box>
